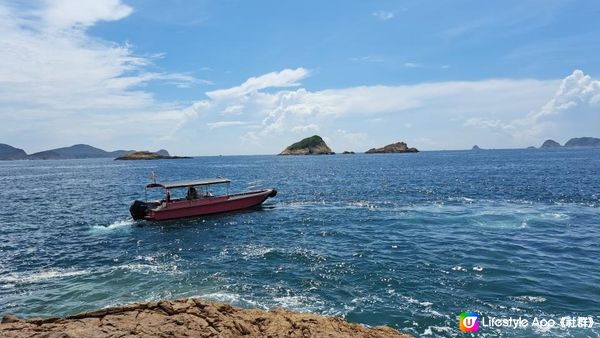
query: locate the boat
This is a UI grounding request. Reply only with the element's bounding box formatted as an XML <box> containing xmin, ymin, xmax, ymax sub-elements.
<box><xmin>130</xmin><ymin>177</ymin><xmax>277</xmax><ymax>221</ymax></box>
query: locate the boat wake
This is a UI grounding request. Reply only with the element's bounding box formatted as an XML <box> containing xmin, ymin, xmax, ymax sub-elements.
<box><xmin>91</xmin><ymin>218</ymin><xmax>135</xmax><ymax>232</ymax></box>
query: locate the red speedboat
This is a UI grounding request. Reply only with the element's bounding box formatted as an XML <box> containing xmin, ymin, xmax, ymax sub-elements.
<box><xmin>130</xmin><ymin>177</ymin><xmax>277</xmax><ymax>221</ymax></box>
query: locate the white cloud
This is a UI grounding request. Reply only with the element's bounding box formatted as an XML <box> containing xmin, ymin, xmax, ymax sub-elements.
<box><xmin>350</xmin><ymin>56</ymin><xmax>384</xmax><ymax>63</ymax></box>
<box><xmin>0</xmin><ymin>0</ymin><xmax>207</xmax><ymax>152</ymax></box>
<box><xmin>465</xmin><ymin>70</ymin><xmax>600</xmax><ymax>144</ymax></box>
<box><xmin>207</xmin><ymin>121</ymin><xmax>249</xmax><ymax>129</ymax></box>
<box><xmin>372</xmin><ymin>10</ymin><xmax>395</xmax><ymax>21</ymax></box>
<box><xmin>403</xmin><ymin>62</ymin><xmax>422</xmax><ymax>68</ymax></box>
<box><xmin>206</xmin><ymin>68</ymin><xmax>309</xmax><ymax>100</ymax></box>
<box><xmin>172</xmin><ymin>68</ymin><xmax>559</xmax><ymax>152</ymax></box>
<box><xmin>291</xmin><ymin>124</ymin><xmax>320</xmax><ymax>133</ymax></box>
<box><xmin>41</xmin><ymin>0</ymin><xmax>133</xmax><ymax>29</ymax></box>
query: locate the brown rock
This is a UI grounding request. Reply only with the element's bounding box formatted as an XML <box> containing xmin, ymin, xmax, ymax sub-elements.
<box><xmin>1</xmin><ymin>314</ymin><xmax>21</xmax><ymax>324</ymax></box>
<box><xmin>0</xmin><ymin>298</ymin><xmax>412</xmax><ymax>338</ymax></box>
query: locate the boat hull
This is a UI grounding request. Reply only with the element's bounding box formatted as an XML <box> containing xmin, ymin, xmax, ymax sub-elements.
<box><xmin>131</xmin><ymin>189</ymin><xmax>276</xmax><ymax>221</ymax></box>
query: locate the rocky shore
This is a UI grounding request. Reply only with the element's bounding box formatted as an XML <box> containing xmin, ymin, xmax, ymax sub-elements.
<box><xmin>0</xmin><ymin>298</ymin><xmax>411</xmax><ymax>338</ymax></box>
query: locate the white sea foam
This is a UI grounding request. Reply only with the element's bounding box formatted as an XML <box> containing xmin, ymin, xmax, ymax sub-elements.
<box><xmin>451</xmin><ymin>265</ymin><xmax>467</xmax><ymax>272</ymax></box>
<box><xmin>201</xmin><ymin>292</ymin><xmax>242</xmax><ymax>303</ymax></box>
<box><xmin>116</xmin><ymin>262</ymin><xmax>180</xmax><ymax>275</ymax></box>
<box><xmin>422</xmin><ymin>325</ymin><xmax>454</xmax><ymax>336</ymax></box>
<box><xmin>512</xmin><ymin>295</ymin><xmax>546</xmax><ymax>303</ymax></box>
<box><xmin>91</xmin><ymin>218</ymin><xmax>134</xmax><ymax>232</ymax></box>
<box><xmin>473</xmin><ymin>265</ymin><xmax>484</xmax><ymax>272</ymax></box>
<box><xmin>241</xmin><ymin>245</ymin><xmax>274</xmax><ymax>259</ymax></box>
<box><xmin>402</xmin><ymin>296</ymin><xmax>433</xmax><ymax>307</ymax></box>
<box><xmin>540</xmin><ymin>212</ymin><xmax>569</xmax><ymax>220</ymax></box>
<box><xmin>0</xmin><ymin>267</ymin><xmax>89</xmax><ymax>285</ymax></box>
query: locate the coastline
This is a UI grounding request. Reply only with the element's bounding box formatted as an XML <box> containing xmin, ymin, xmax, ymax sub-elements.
<box><xmin>0</xmin><ymin>297</ymin><xmax>411</xmax><ymax>338</ymax></box>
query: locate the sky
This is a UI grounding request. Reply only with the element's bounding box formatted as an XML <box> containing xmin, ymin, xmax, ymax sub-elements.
<box><xmin>1</xmin><ymin>0</ymin><xmax>599</xmax><ymax>155</ymax></box>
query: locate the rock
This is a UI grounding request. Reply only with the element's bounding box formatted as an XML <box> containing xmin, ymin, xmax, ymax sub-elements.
<box><xmin>115</xmin><ymin>151</ymin><xmax>190</xmax><ymax>160</ymax></box>
<box><xmin>472</xmin><ymin>145</ymin><xmax>482</xmax><ymax>150</ymax></box>
<box><xmin>279</xmin><ymin>135</ymin><xmax>335</xmax><ymax>155</ymax></box>
<box><xmin>526</xmin><ymin>146</ymin><xmax>536</xmax><ymax>149</ymax></box>
<box><xmin>342</xmin><ymin>151</ymin><xmax>355</xmax><ymax>154</ymax></box>
<box><xmin>366</xmin><ymin>141</ymin><xmax>418</xmax><ymax>154</ymax></box>
<box><xmin>540</xmin><ymin>139</ymin><xmax>561</xmax><ymax>148</ymax></box>
<box><xmin>564</xmin><ymin>137</ymin><xmax>600</xmax><ymax>148</ymax></box>
<box><xmin>0</xmin><ymin>144</ymin><xmax>28</xmax><ymax>160</ymax></box>
<box><xmin>2</xmin><ymin>314</ymin><xmax>21</xmax><ymax>324</ymax></box>
<box><xmin>0</xmin><ymin>298</ymin><xmax>412</xmax><ymax>338</ymax></box>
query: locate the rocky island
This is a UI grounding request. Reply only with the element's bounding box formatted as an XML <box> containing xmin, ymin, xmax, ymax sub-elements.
<box><xmin>540</xmin><ymin>139</ymin><xmax>561</xmax><ymax>148</ymax></box>
<box><xmin>115</xmin><ymin>150</ymin><xmax>190</xmax><ymax>160</ymax></box>
<box><xmin>279</xmin><ymin>135</ymin><xmax>335</xmax><ymax>155</ymax></box>
<box><xmin>564</xmin><ymin>137</ymin><xmax>600</xmax><ymax>148</ymax></box>
<box><xmin>366</xmin><ymin>141</ymin><xmax>418</xmax><ymax>154</ymax></box>
<box><xmin>0</xmin><ymin>298</ymin><xmax>410</xmax><ymax>338</ymax></box>
<box><xmin>539</xmin><ymin>137</ymin><xmax>600</xmax><ymax>148</ymax></box>
<box><xmin>0</xmin><ymin>144</ymin><xmax>28</xmax><ymax>160</ymax></box>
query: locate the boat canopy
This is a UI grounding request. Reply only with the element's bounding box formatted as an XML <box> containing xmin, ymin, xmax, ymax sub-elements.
<box><xmin>146</xmin><ymin>178</ymin><xmax>231</xmax><ymax>189</ymax></box>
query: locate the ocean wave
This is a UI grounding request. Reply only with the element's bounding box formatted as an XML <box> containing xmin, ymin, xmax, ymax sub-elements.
<box><xmin>240</xmin><ymin>245</ymin><xmax>274</xmax><ymax>259</ymax></box>
<box><xmin>511</xmin><ymin>295</ymin><xmax>547</xmax><ymax>303</ymax></box>
<box><xmin>0</xmin><ymin>267</ymin><xmax>90</xmax><ymax>286</ymax></box>
<box><xmin>115</xmin><ymin>261</ymin><xmax>181</xmax><ymax>275</ymax></box>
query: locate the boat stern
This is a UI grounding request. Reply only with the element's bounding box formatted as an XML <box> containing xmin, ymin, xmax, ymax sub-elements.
<box><xmin>268</xmin><ymin>189</ymin><xmax>277</xmax><ymax>198</ymax></box>
<box><xmin>130</xmin><ymin>200</ymin><xmax>154</xmax><ymax>220</ymax></box>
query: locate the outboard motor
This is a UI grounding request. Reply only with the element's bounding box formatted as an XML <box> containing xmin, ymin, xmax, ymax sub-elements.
<box><xmin>130</xmin><ymin>200</ymin><xmax>150</xmax><ymax>220</ymax></box>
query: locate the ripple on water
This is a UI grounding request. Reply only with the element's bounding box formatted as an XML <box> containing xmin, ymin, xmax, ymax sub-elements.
<box><xmin>1</xmin><ymin>152</ymin><xmax>600</xmax><ymax>338</ymax></box>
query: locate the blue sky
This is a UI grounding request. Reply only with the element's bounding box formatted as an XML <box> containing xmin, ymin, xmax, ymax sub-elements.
<box><xmin>1</xmin><ymin>0</ymin><xmax>599</xmax><ymax>155</ymax></box>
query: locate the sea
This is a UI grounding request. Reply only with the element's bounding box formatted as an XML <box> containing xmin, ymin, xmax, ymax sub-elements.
<box><xmin>1</xmin><ymin>149</ymin><xmax>599</xmax><ymax>337</ymax></box>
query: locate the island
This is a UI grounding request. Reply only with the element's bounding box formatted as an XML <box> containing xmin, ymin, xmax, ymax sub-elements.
<box><xmin>538</xmin><ymin>137</ymin><xmax>600</xmax><ymax>149</ymax></box>
<box><xmin>0</xmin><ymin>143</ymin><xmax>189</xmax><ymax>161</ymax></box>
<box><xmin>0</xmin><ymin>298</ymin><xmax>410</xmax><ymax>338</ymax></box>
<box><xmin>472</xmin><ymin>145</ymin><xmax>483</xmax><ymax>150</ymax></box>
<box><xmin>115</xmin><ymin>151</ymin><xmax>190</xmax><ymax>160</ymax></box>
<box><xmin>342</xmin><ymin>151</ymin><xmax>355</xmax><ymax>154</ymax></box>
<box><xmin>540</xmin><ymin>139</ymin><xmax>561</xmax><ymax>148</ymax></box>
<box><xmin>564</xmin><ymin>137</ymin><xmax>600</xmax><ymax>148</ymax></box>
<box><xmin>0</xmin><ymin>144</ymin><xmax>27</xmax><ymax>160</ymax></box>
<box><xmin>278</xmin><ymin>135</ymin><xmax>335</xmax><ymax>155</ymax></box>
<box><xmin>28</xmin><ymin>144</ymin><xmax>132</xmax><ymax>160</ymax></box>
<box><xmin>366</xmin><ymin>141</ymin><xmax>418</xmax><ymax>154</ymax></box>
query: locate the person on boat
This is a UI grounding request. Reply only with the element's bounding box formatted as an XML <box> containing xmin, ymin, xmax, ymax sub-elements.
<box><xmin>186</xmin><ymin>186</ymin><xmax>199</xmax><ymax>200</ymax></box>
<box><xmin>166</xmin><ymin>190</ymin><xmax>171</xmax><ymax>204</ymax></box>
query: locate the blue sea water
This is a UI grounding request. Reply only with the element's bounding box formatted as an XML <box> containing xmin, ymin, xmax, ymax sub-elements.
<box><xmin>1</xmin><ymin>149</ymin><xmax>599</xmax><ymax>337</ymax></box>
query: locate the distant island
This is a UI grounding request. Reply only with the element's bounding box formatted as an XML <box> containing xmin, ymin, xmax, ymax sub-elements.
<box><xmin>0</xmin><ymin>144</ymin><xmax>28</xmax><ymax>160</ymax></box>
<box><xmin>115</xmin><ymin>151</ymin><xmax>190</xmax><ymax>160</ymax></box>
<box><xmin>540</xmin><ymin>139</ymin><xmax>561</xmax><ymax>148</ymax></box>
<box><xmin>366</xmin><ymin>141</ymin><xmax>418</xmax><ymax>154</ymax></box>
<box><xmin>539</xmin><ymin>137</ymin><xmax>600</xmax><ymax>148</ymax></box>
<box><xmin>342</xmin><ymin>151</ymin><xmax>355</xmax><ymax>154</ymax></box>
<box><xmin>472</xmin><ymin>145</ymin><xmax>483</xmax><ymax>150</ymax></box>
<box><xmin>279</xmin><ymin>135</ymin><xmax>335</xmax><ymax>155</ymax></box>
<box><xmin>0</xmin><ymin>143</ymin><xmax>184</xmax><ymax>161</ymax></box>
